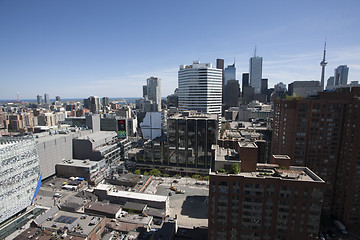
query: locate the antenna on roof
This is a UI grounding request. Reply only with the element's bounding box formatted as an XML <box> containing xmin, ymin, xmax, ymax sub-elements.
<box><xmin>254</xmin><ymin>46</ymin><xmax>257</xmax><ymax>57</ymax></box>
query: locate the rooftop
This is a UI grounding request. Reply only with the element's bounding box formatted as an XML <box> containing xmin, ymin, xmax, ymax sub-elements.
<box><xmin>212</xmin><ymin>145</ymin><xmax>324</xmax><ymax>183</ymax></box>
<box><xmin>179</xmin><ymin>61</ymin><xmax>213</xmax><ymax>69</ymax></box>
<box><xmin>119</xmin><ymin>214</ymin><xmax>152</xmax><ymax>225</ymax></box>
<box><xmin>95</xmin><ymin>183</ymin><xmax>168</xmax><ymax>203</ymax></box>
<box><xmin>170</xmin><ymin>112</ymin><xmax>218</xmax><ymax>120</ymax></box>
<box><xmin>85</xmin><ymin>201</ymin><xmax>122</xmax><ymax>215</ymax></box>
<box><xmin>212</xmin><ymin>164</ymin><xmax>324</xmax><ymax>182</ymax></box>
<box><xmin>238</xmin><ymin>141</ymin><xmax>257</xmax><ymax>148</ymax></box>
<box><xmin>123</xmin><ymin>202</ymin><xmax>147</xmax><ymax>211</ymax></box>
<box><xmin>57</xmin><ymin>159</ymin><xmax>98</xmax><ymax>168</ymax></box>
<box><xmin>35</xmin><ymin>128</ymin><xmax>91</xmax><ymax>143</ymax></box>
<box><xmin>106</xmin><ymin>220</ymin><xmax>144</xmax><ymax>233</ymax></box>
<box><xmin>77</xmin><ymin>131</ymin><xmax>117</xmax><ymax>142</ymax></box>
<box><xmin>34</xmin><ymin>208</ymin><xmax>104</xmax><ymax>237</ymax></box>
<box><xmin>273</xmin><ymin>155</ymin><xmax>291</xmax><ymax>160</ymax></box>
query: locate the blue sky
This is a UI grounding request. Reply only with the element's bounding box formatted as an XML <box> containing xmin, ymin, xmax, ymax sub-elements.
<box><xmin>1</xmin><ymin>0</ymin><xmax>359</xmax><ymax>100</ymax></box>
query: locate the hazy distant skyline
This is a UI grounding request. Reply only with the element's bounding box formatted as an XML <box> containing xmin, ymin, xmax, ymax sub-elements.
<box><xmin>1</xmin><ymin>0</ymin><xmax>360</xmax><ymax>100</ymax></box>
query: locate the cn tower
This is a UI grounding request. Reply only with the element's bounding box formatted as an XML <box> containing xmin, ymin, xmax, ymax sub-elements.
<box><xmin>320</xmin><ymin>41</ymin><xmax>327</xmax><ymax>89</ymax></box>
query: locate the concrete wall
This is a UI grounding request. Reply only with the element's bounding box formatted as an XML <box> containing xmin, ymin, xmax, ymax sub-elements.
<box><xmin>36</xmin><ymin>130</ymin><xmax>92</xmax><ymax>180</ymax></box>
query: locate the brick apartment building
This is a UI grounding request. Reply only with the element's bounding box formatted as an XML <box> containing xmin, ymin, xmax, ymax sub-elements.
<box><xmin>272</xmin><ymin>87</ymin><xmax>360</xmax><ymax>233</ymax></box>
<box><xmin>209</xmin><ymin>143</ymin><xmax>324</xmax><ymax>240</ymax></box>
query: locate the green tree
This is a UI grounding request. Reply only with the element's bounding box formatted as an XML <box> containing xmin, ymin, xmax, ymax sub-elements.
<box><xmin>230</xmin><ymin>163</ymin><xmax>240</xmax><ymax>174</ymax></box>
<box><xmin>134</xmin><ymin>169</ymin><xmax>141</xmax><ymax>175</ymax></box>
<box><xmin>192</xmin><ymin>174</ymin><xmax>202</xmax><ymax>180</ymax></box>
<box><xmin>162</xmin><ymin>173</ymin><xmax>169</xmax><ymax>177</ymax></box>
<box><xmin>149</xmin><ymin>169</ymin><xmax>162</xmax><ymax>176</ymax></box>
<box><xmin>218</xmin><ymin>169</ymin><xmax>226</xmax><ymax>173</ymax></box>
<box><xmin>143</xmin><ymin>171</ymin><xmax>149</xmax><ymax>175</ymax></box>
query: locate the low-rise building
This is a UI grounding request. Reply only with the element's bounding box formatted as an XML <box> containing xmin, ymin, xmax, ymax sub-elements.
<box><xmin>85</xmin><ymin>202</ymin><xmax>122</xmax><ymax>219</ymax></box>
<box><xmin>93</xmin><ymin>183</ymin><xmax>168</xmax><ymax>211</ymax></box>
<box><xmin>32</xmin><ymin>207</ymin><xmax>105</xmax><ymax>240</ymax></box>
<box><xmin>56</xmin><ymin>159</ymin><xmax>103</xmax><ymax>185</ymax></box>
<box><xmin>73</xmin><ymin>131</ymin><xmax>120</xmax><ymax>168</ymax></box>
<box><xmin>35</xmin><ymin>128</ymin><xmax>92</xmax><ymax>179</ymax></box>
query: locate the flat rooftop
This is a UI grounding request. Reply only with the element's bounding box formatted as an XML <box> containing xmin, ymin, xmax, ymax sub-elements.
<box><xmin>77</xmin><ymin>131</ymin><xmax>116</xmax><ymax>142</ymax></box>
<box><xmin>212</xmin><ymin>146</ymin><xmax>239</xmax><ymax>162</ymax></box>
<box><xmin>36</xmin><ymin>209</ymin><xmax>103</xmax><ymax>236</ymax></box>
<box><xmin>85</xmin><ymin>202</ymin><xmax>121</xmax><ymax>215</ymax></box>
<box><xmin>119</xmin><ymin>214</ymin><xmax>152</xmax><ymax>225</ymax></box>
<box><xmin>212</xmin><ymin>165</ymin><xmax>324</xmax><ymax>183</ymax></box>
<box><xmin>170</xmin><ymin>112</ymin><xmax>218</xmax><ymax>120</ymax></box>
<box><xmin>238</xmin><ymin>141</ymin><xmax>257</xmax><ymax>148</ymax></box>
<box><xmin>212</xmin><ymin>146</ymin><xmax>324</xmax><ymax>183</ymax></box>
<box><xmin>273</xmin><ymin>155</ymin><xmax>291</xmax><ymax>160</ymax></box>
<box><xmin>240</xmin><ymin>130</ymin><xmax>261</xmax><ymax>138</ymax></box>
<box><xmin>96</xmin><ymin>183</ymin><xmax>168</xmax><ymax>203</ymax></box>
<box><xmin>57</xmin><ymin>159</ymin><xmax>98</xmax><ymax>168</ymax></box>
<box><xmin>35</xmin><ymin>129</ymin><xmax>91</xmax><ymax>143</ymax></box>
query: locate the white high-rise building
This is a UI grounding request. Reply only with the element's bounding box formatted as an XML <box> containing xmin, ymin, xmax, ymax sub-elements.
<box><xmin>147</xmin><ymin>77</ymin><xmax>161</xmax><ymax>112</ymax></box>
<box><xmin>178</xmin><ymin>61</ymin><xmax>222</xmax><ymax>114</ymax></box>
<box><xmin>249</xmin><ymin>51</ymin><xmax>263</xmax><ymax>94</ymax></box>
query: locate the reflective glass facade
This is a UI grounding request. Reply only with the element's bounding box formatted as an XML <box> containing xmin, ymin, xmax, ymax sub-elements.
<box><xmin>0</xmin><ymin>138</ymin><xmax>41</xmax><ymax>223</ymax></box>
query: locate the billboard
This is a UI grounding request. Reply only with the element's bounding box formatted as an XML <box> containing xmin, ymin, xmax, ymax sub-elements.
<box><xmin>117</xmin><ymin>119</ymin><xmax>126</xmax><ymax>138</ymax></box>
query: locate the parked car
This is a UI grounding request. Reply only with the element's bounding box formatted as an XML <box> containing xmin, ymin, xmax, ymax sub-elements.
<box><xmin>53</xmin><ymin>193</ymin><xmax>62</xmax><ymax>198</ymax></box>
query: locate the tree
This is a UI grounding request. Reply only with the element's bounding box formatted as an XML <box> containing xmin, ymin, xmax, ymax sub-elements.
<box><xmin>134</xmin><ymin>169</ymin><xmax>141</xmax><ymax>175</ymax></box>
<box><xmin>149</xmin><ymin>169</ymin><xmax>162</xmax><ymax>176</ymax></box>
<box><xmin>144</xmin><ymin>171</ymin><xmax>149</xmax><ymax>175</ymax></box>
<box><xmin>192</xmin><ymin>174</ymin><xmax>202</xmax><ymax>180</ymax></box>
<box><xmin>230</xmin><ymin>163</ymin><xmax>240</xmax><ymax>174</ymax></box>
<box><xmin>162</xmin><ymin>173</ymin><xmax>169</xmax><ymax>177</ymax></box>
<box><xmin>218</xmin><ymin>169</ymin><xmax>226</xmax><ymax>173</ymax></box>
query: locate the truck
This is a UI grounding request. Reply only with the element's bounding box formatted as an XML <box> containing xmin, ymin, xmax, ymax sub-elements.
<box><xmin>333</xmin><ymin>220</ymin><xmax>348</xmax><ymax>235</ymax></box>
<box><xmin>170</xmin><ymin>184</ymin><xmax>177</xmax><ymax>191</ymax></box>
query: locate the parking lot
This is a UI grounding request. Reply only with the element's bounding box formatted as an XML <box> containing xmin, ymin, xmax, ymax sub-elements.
<box><xmin>154</xmin><ymin>177</ymin><xmax>209</xmax><ymax>228</ymax></box>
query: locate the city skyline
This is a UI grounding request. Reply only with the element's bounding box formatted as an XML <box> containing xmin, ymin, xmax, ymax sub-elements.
<box><xmin>1</xmin><ymin>0</ymin><xmax>360</xmax><ymax>100</ymax></box>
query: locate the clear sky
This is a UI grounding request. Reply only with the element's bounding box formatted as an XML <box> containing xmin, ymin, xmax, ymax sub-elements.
<box><xmin>1</xmin><ymin>0</ymin><xmax>359</xmax><ymax>100</ymax></box>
